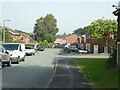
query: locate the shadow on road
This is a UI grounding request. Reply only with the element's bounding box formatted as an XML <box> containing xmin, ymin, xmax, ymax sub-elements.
<box><xmin>2</xmin><ymin>64</ymin><xmax>54</xmax><ymax>89</ymax></box>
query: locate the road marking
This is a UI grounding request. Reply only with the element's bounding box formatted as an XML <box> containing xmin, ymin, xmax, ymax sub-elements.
<box><xmin>54</xmin><ymin>74</ymin><xmax>71</xmax><ymax>76</ymax></box>
<box><xmin>45</xmin><ymin>60</ymin><xmax>57</xmax><ymax>88</ymax></box>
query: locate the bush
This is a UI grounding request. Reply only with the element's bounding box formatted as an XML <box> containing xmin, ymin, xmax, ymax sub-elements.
<box><xmin>13</xmin><ymin>40</ymin><xmax>21</xmax><ymax>43</ymax></box>
<box><xmin>37</xmin><ymin>40</ymin><xmax>49</xmax><ymax>48</ymax></box>
<box><xmin>25</xmin><ymin>44</ymin><xmax>34</xmax><ymax>47</ymax></box>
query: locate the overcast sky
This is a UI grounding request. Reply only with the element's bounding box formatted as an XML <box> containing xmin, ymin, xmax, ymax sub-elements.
<box><xmin>0</xmin><ymin>0</ymin><xmax>118</xmax><ymax>34</ymax></box>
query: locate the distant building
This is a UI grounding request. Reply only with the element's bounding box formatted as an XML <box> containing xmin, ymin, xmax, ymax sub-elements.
<box><xmin>54</xmin><ymin>35</ymin><xmax>67</xmax><ymax>48</ymax></box>
<box><xmin>66</xmin><ymin>34</ymin><xmax>81</xmax><ymax>45</ymax></box>
<box><xmin>9</xmin><ymin>30</ymin><xmax>37</xmax><ymax>45</ymax></box>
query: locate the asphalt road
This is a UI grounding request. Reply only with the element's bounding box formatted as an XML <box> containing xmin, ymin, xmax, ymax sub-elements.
<box><xmin>2</xmin><ymin>48</ymin><xmax>60</xmax><ymax>88</ymax></box>
<box><xmin>48</xmin><ymin>58</ymin><xmax>91</xmax><ymax>88</ymax></box>
<box><xmin>0</xmin><ymin>48</ymin><xmax>104</xmax><ymax>89</ymax></box>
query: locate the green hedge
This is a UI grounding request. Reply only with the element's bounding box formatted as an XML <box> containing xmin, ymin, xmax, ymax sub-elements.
<box><xmin>25</xmin><ymin>44</ymin><xmax>34</xmax><ymax>47</ymax></box>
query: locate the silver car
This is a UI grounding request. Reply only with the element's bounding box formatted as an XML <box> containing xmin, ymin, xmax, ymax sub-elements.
<box><xmin>0</xmin><ymin>46</ymin><xmax>11</xmax><ymax>67</ymax></box>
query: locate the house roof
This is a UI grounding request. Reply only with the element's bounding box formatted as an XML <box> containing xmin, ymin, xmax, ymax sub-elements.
<box><xmin>9</xmin><ymin>30</ymin><xmax>20</xmax><ymax>36</ymax></box>
<box><xmin>67</xmin><ymin>34</ymin><xmax>81</xmax><ymax>38</ymax></box>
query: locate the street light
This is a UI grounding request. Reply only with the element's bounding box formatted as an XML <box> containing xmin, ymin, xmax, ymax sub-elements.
<box><xmin>3</xmin><ymin>19</ymin><xmax>10</xmax><ymax>43</ymax></box>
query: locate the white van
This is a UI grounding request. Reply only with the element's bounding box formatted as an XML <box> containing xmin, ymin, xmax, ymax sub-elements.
<box><xmin>2</xmin><ymin>43</ymin><xmax>26</xmax><ymax>64</ymax></box>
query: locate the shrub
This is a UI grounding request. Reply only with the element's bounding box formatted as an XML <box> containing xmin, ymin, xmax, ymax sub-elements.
<box><xmin>13</xmin><ymin>39</ymin><xmax>21</xmax><ymax>43</ymax></box>
<box><xmin>25</xmin><ymin>44</ymin><xmax>34</xmax><ymax>47</ymax></box>
<box><xmin>37</xmin><ymin>40</ymin><xmax>49</xmax><ymax>48</ymax></box>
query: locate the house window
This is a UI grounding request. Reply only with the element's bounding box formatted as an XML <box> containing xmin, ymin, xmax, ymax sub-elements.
<box><xmin>20</xmin><ymin>37</ymin><xmax>23</xmax><ymax>40</ymax></box>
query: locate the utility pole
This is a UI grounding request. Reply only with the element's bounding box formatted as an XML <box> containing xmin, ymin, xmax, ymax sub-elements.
<box><xmin>3</xmin><ymin>20</ymin><xmax>10</xmax><ymax>43</ymax></box>
<box><xmin>113</xmin><ymin>1</ymin><xmax>120</xmax><ymax>68</ymax></box>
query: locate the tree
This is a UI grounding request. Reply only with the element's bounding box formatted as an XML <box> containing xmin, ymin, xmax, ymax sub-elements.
<box><xmin>34</xmin><ymin>14</ymin><xmax>59</xmax><ymax>43</ymax></box>
<box><xmin>86</xmin><ymin>18</ymin><xmax>117</xmax><ymax>52</ymax></box>
<box><xmin>73</xmin><ymin>28</ymin><xmax>87</xmax><ymax>35</ymax></box>
<box><xmin>5</xmin><ymin>29</ymin><xmax>12</xmax><ymax>43</ymax></box>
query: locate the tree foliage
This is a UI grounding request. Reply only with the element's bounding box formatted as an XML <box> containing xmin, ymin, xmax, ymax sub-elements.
<box><xmin>5</xmin><ymin>29</ymin><xmax>12</xmax><ymax>43</ymax></box>
<box><xmin>34</xmin><ymin>14</ymin><xmax>59</xmax><ymax>43</ymax></box>
<box><xmin>86</xmin><ymin>18</ymin><xmax>117</xmax><ymax>40</ymax></box>
<box><xmin>13</xmin><ymin>39</ymin><xmax>21</xmax><ymax>43</ymax></box>
<box><xmin>73</xmin><ymin>28</ymin><xmax>87</xmax><ymax>35</ymax></box>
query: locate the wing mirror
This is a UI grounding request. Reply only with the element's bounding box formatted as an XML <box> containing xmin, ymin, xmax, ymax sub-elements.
<box><xmin>5</xmin><ymin>50</ymin><xmax>9</xmax><ymax>54</ymax></box>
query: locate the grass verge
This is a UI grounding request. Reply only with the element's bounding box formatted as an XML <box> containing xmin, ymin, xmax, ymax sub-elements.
<box><xmin>75</xmin><ymin>58</ymin><xmax>118</xmax><ymax>88</ymax></box>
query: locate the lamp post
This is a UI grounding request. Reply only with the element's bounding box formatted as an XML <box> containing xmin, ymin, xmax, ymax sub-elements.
<box><xmin>3</xmin><ymin>19</ymin><xmax>10</xmax><ymax>43</ymax></box>
<box><xmin>113</xmin><ymin>1</ymin><xmax>120</xmax><ymax>68</ymax></box>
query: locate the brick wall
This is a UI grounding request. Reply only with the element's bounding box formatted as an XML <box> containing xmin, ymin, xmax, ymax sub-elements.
<box><xmin>66</xmin><ymin>34</ymin><xmax>79</xmax><ymax>45</ymax></box>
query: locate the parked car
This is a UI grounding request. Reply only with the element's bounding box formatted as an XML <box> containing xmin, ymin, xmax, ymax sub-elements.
<box><xmin>37</xmin><ymin>46</ymin><xmax>45</xmax><ymax>51</ymax></box>
<box><xmin>25</xmin><ymin>46</ymin><xmax>35</xmax><ymax>56</ymax></box>
<box><xmin>64</xmin><ymin>45</ymin><xmax>88</xmax><ymax>54</ymax></box>
<box><xmin>0</xmin><ymin>45</ymin><xmax>11</xmax><ymax>67</ymax></box>
<box><xmin>2</xmin><ymin>43</ymin><xmax>26</xmax><ymax>64</ymax></box>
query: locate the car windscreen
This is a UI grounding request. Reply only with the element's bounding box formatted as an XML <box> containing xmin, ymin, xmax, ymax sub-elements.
<box><xmin>2</xmin><ymin>44</ymin><xmax>19</xmax><ymax>50</ymax></box>
<box><xmin>38</xmin><ymin>46</ymin><xmax>44</xmax><ymax>48</ymax></box>
<box><xmin>25</xmin><ymin>46</ymin><xmax>33</xmax><ymax>49</ymax></box>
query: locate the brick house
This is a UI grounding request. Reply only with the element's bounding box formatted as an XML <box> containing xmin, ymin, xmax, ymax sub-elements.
<box><xmin>66</xmin><ymin>34</ymin><xmax>81</xmax><ymax>45</ymax></box>
<box><xmin>80</xmin><ymin>33</ymin><xmax>116</xmax><ymax>53</ymax></box>
<box><xmin>9</xmin><ymin>30</ymin><xmax>20</xmax><ymax>41</ymax></box>
<box><xmin>54</xmin><ymin>35</ymin><xmax>67</xmax><ymax>48</ymax></box>
<box><xmin>9</xmin><ymin>30</ymin><xmax>36</xmax><ymax>44</ymax></box>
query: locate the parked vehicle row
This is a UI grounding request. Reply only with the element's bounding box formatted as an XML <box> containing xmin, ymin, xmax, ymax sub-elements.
<box><xmin>2</xmin><ymin>43</ymin><xmax>26</xmax><ymax>64</ymax></box>
<box><xmin>25</xmin><ymin>46</ymin><xmax>35</xmax><ymax>56</ymax></box>
<box><xmin>0</xmin><ymin>43</ymin><xmax>45</xmax><ymax>68</ymax></box>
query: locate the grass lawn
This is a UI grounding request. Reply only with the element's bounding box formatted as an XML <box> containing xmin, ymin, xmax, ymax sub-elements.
<box><xmin>75</xmin><ymin>58</ymin><xmax>118</xmax><ymax>88</ymax></box>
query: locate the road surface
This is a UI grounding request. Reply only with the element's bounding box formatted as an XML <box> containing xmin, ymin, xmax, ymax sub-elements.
<box><xmin>2</xmin><ymin>49</ymin><xmax>60</xmax><ymax>88</ymax></box>
<box><xmin>0</xmin><ymin>48</ymin><xmax>107</xmax><ymax>89</ymax></box>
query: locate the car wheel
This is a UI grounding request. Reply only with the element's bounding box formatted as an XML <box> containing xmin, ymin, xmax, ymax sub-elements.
<box><xmin>22</xmin><ymin>56</ymin><xmax>25</xmax><ymax>61</ymax></box>
<box><xmin>22</xmin><ymin>58</ymin><xmax>25</xmax><ymax>61</ymax></box>
<box><xmin>33</xmin><ymin>53</ymin><xmax>35</xmax><ymax>55</ymax></box>
<box><xmin>7</xmin><ymin>59</ymin><xmax>12</xmax><ymax>67</ymax></box>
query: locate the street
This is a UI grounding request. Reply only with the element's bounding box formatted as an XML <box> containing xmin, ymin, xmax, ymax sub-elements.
<box><xmin>2</xmin><ymin>48</ymin><xmax>60</xmax><ymax>88</ymax></box>
<box><xmin>48</xmin><ymin>58</ymin><xmax>90</xmax><ymax>88</ymax></box>
<box><xmin>1</xmin><ymin>48</ymin><xmax>107</xmax><ymax>89</ymax></box>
